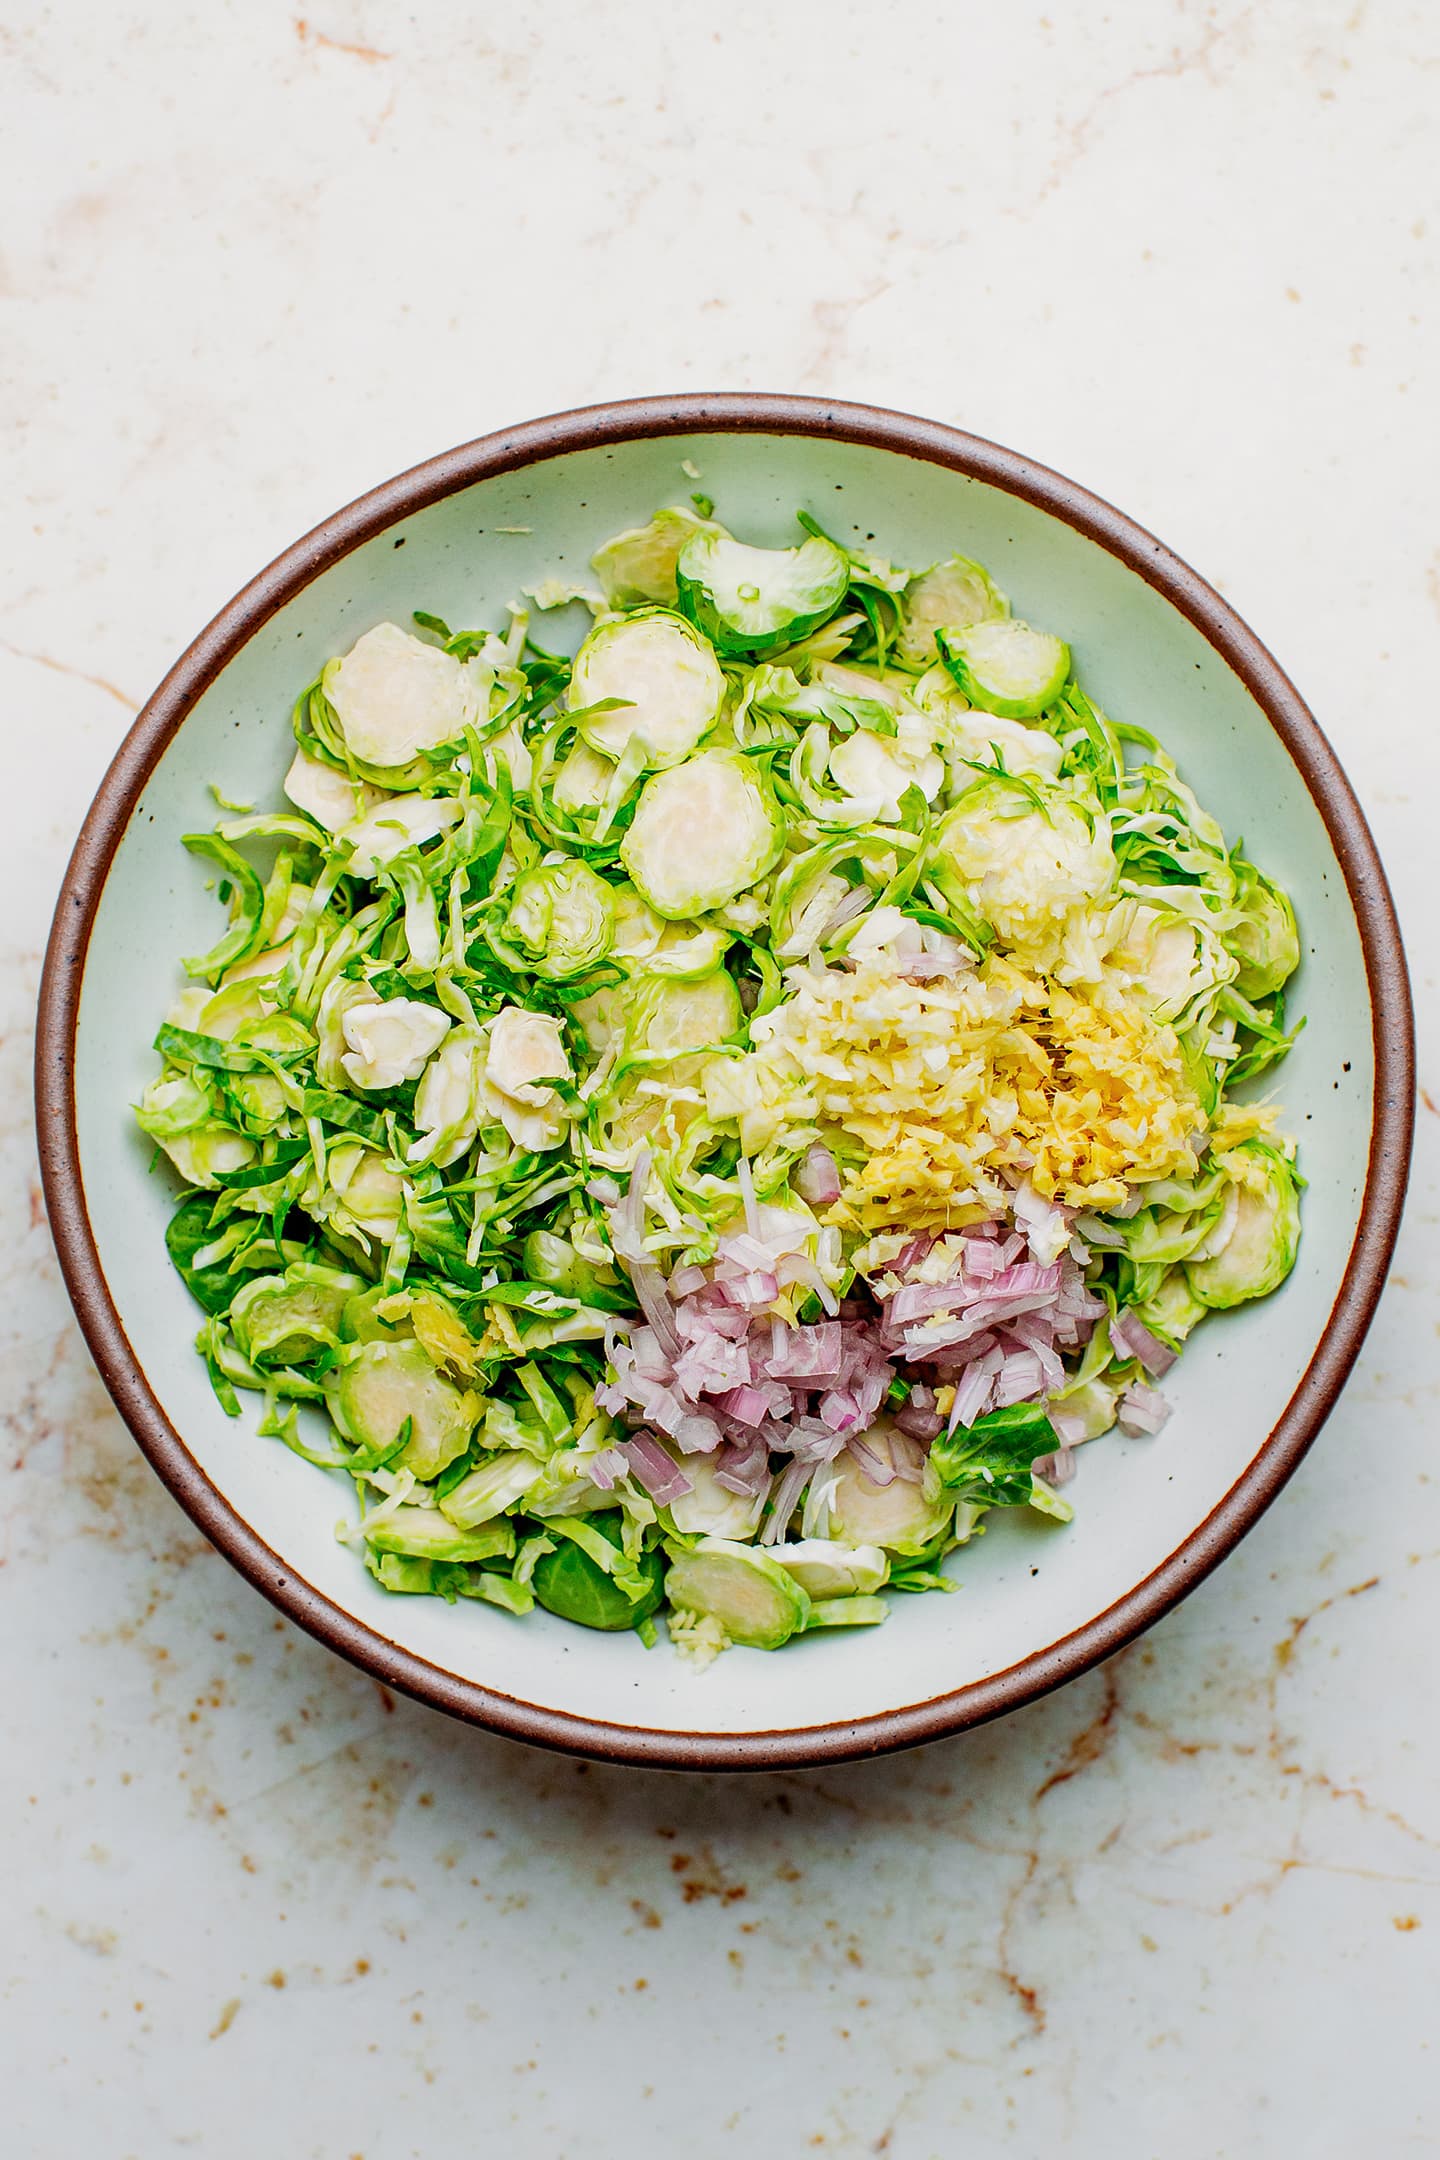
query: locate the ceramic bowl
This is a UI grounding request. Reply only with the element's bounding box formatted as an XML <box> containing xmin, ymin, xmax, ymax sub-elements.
<box><xmin>37</xmin><ymin>394</ymin><xmax>1414</xmax><ymax>1768</ymax></box>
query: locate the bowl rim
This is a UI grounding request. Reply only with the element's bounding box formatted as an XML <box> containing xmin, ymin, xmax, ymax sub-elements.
<box><xmin>36</xmin><ymin>391</ymin><xmax>1415</xmax><ymax>1770</ymax></box>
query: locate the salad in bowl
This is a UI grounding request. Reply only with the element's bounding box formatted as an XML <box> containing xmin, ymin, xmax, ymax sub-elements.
<box><xmin>135</xmin><ymin>499</ymin><xmax>1302</xmax><ymax>1664</ymax></box>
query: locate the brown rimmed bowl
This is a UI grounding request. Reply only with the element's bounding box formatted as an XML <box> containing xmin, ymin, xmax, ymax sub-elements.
<box><xmin>36</xmin><ymin>393</ymin><xmax>1414</xmax><ymax>1768</ymax></box>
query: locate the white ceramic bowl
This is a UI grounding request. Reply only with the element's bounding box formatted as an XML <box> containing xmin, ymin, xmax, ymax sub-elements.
<box><xmin>37</xmin><ymin>395</ymin><xmax>1413</xmax><ymax>1767</ymax></box>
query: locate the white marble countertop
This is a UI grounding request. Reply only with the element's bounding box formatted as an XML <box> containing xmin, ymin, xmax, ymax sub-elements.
<box><xmin>4</xmin><ymin>3</ymin><xmax>1438</xmax><ymax>2152</ymax></box>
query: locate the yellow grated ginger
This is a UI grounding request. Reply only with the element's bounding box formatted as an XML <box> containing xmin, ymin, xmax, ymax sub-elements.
<box><xmin>734</xmin><ymin>952</ymin><xmax>1204</xmax><ymax>1229</ymax></box>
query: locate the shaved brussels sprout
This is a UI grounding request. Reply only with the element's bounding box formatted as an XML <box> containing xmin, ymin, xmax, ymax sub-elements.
<box><xmin>284</xmin><ymin>747</ymin><xmax>384</xmax><ymax>833</ymax></box>
<box><xmin>318</xmin><ymin>622</ymin><xmax>485</xmax><ymax>783</ymax></box>
<box><xmin>1046</xmin><ymin>1375</ymin><xmax>1124</xmax><ymax>1443</ymax></box>
<box><xmin>365</xmin><ymin>1507</ymin><xmax>513</xmax><ymax>1564</ymax></box>
<box><xmin>1134</xmin><ymin>1265</ymin><xmax>1208</xmax><ymax>1346</ymax></box>
<box><xmin>828</xmin><ymin>1425</ymin><xmax>954</xmax><ymax>1555</ymax></box>
<box><xmin>898</xmin><ymin>554</ymin><xmax>1009</xmax><ymax>666</ymax></box>
<box><xmin>666</xmin><ymin>1449</ymin><xmax>767</xmax><ymax>1539</ymax></box>
<box><xmin>498</xmin><ymin>859</ymin><xmax>615</xmax><ymax>980</ymax></box>
<box><xmin>410</xmin><ymin>1028</ymin><xmax>486</xmax><ymax>1168</ymax></box>
<box><xmin>481</xmin><ymin>1007</ymin><xmax>574</xmax><ymax>1152</ymax></box>
<box><xmin>804</xmin><ymin>1595</ymin><xmax>889</xmax><ymax>1630</ymax></box>
<box><xmin>163</xmin><ymin>1192</ymin><xmax>256</xmax><ymax>1314</ymax></box>
<box><xmin>676</xmin><ymin>528</ymin><xmax>849</xmax><ymax>658</ymax></box>
<box><xmin>229</xmin><ymin>1265</ymin><xmax>362</xmax><ymax>1369</ymax></box>
<box><xmin>590</xmin><ymin>506</ymin><xmax>721</xmax><ymax>608</ymax></box>
<box><xmin>607</xmin><ymin>883</ymin><xmax>733</xmax><ymax>978</ymax></box>
<box><xmin>626</xmin><ymin>969</ymin><xmax>742</xmax><ymax>1058</ymax></box>
<box><xmin>327</xmin><ymin>1339</ymin><xmax>480</xmax><ymax>1480</ymax></box>
<box><xmin>532</xmin><ymin>1513</ymin><xmax>665</xmax><ymax>1631</ymax></box>
<box><xmin>620</xmin><ymin>749</ymin><xmax>784</xmax><ymax>918</ymax></box>
<box><xmin>1226</xmin><ymin>860</ymin><xmax>1300</xmax><ymax>999</ymax></box>
<box><xmin>340</xmin><ymin>1285</ymin><xmax>417</xmax><ymax>1346</ymax></box>
<box><xmin>155</xmin><ymin>1124</ymin><xmax>257</xmax><ymax>1188</ymax></box>
<box><xmin>439</xmin><ymin>1451</ymin><xmax>545</xmax><ymax>1528</ymax></box>
<box><xmin>664</xmin><ymin>1538</ymin><xmax>811</xmax><ymax>1649</ymax></box>
<box><xmin>552</xmin><ymin>738</ymin><xmax>618</xmax><ymax>814</ymax></box>
<box><xmin>1117</xmin><ymin>907</ymin><xmax>1236</xmax><ymax>1027</ymax></box>
<box><xmin>340</xmin><ymin>793</ymin><xmax>462</xmax><ymax>876</ymax></box>
<box><xmin>339</xmin><ymin>998</ymin><xmax>451</xmax><ymax>1091</ymax></box>
<box><xmin>938</xmin><ymin>618</ymin><xmax>1071</xmax><ymax>719</ymax></box>
<box><xmin>933</xmin><ymin>778</ymin><xmax>1114</xmax><ymax>954</ymax></box>
<box><xmin>1185</xmin><ymin>1141</ymin><xmax>1301</xmax><ymax>1308</ymax></box>
<box><xmin>570</xmin><ymin>610</ymin><xmax>724</xmax><ymax>768</ymax></box>
<box><xmin>771</xmin><ymin>1539</ymin><xmax>889</xmax><ymax>1598</ymax></box>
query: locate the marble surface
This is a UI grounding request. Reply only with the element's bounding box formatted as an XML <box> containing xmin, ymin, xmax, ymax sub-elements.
<box><xmin>3</xmin><ymin>2</ymin><xmax>1438</xmax><ymax>2152</ymax></box>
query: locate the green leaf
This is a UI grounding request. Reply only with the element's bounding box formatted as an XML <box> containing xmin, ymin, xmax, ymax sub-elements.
<box><xmin>165</xmin><ymin>1194</ymin><xmax>247</xmax><ymax>1315</ymax></box>
<box><xmin>931</xmin><ymin>1403</ymin><xmax>1058</xmax><ymax>1506</ymax></box>
<box><xmin>155</xmin><ymin>1024</ymin><xmax>303</xmax><ymax>1076</ymax></box>
<box><xmin>180</xmin><ymin>834</ymin><xmax>267</xmax><ymax>981</ymax></box>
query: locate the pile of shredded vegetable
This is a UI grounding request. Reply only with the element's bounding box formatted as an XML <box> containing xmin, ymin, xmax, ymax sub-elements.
<box><xmin>136</xmin><ymin>497</ymin><xmax>1303</xmax><ymax>1662</ymax></box>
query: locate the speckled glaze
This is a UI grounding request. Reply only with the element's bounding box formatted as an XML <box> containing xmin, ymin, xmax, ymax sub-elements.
<box><xmin>36</xmin><ymin>395</ymin><xmax>1412</xmax><ymax>1769</ymax></box>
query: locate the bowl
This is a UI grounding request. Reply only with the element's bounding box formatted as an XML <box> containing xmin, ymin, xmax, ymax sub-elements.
<box><xmin>36</xmin><ymin>393</ymin><xmax>1414</xmax><ymax>1769</ymax></box>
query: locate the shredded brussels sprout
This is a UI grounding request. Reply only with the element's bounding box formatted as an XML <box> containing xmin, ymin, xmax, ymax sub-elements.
<box><xmin>138</xmin><ymin>501</ymin><xmax>1302</xmax><ymax>1662</ymax></box>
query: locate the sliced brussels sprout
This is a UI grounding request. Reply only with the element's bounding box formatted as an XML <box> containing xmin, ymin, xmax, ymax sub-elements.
<box><xmin>486</xmin><ymin>1006</ymin><xmax>571</xmax><ymax>1100</ymax></box>
<box><xmin>590</xmin><ymin>506</ymin><xmax>721</xmax><ymax>609</ymax></box>
<box><xmin>340</xmin><ymin>793</ymin><xmax>462</xmax><ymax>876</ymax></box>
<box><xmin>283</xmin><ymin>746</ymin><xmax>386</xmax><ymax>833</ymax></box>
<box><xmin>438</xmin><ymin>1451</ymin><xmax>544</xmax><ymax>1528</ymax></box>
<box><xmin>499</xmin><ymin>859</ymin><xmax>615</xmax><ymax>980</ymax></box>
<box><xmin>196</xmin><ymin>978</ymin><xmax>269</xmax><ymax>1042</ymax></box>
<box><xmin>664</xmin><ymin>1537</ymin><xmax>812</xmax><ymax>1649</ymax></box>
<box><xmin>619</xmin><ymin>749</ymin><xmax>784</xmax><ymax>919</ymax></box>
<box><xmin>307</xmin><ymin>1140</ymin><xmax>405</xmax><ymax>1243</ymax></box>
<box><xmin>1028</xmin><ymin>1475</ymin><xmax>1074</xmax><ymax>1524</ymax></box>
<box><xmin>327</xmin><ymin>1338</ymin><xmax>480</xmax><ymax>1480</ymax></box>
<box><xmin>824</xmin><ymin>726</ymin><xmax>944</xmax><ymax>822</ymax></box>
<box><xmin>804</xmin><ymin>1595</ymin><xmax>889</xmax><ymax>1630</ymax></box>
<box><xmin>229</xmin><ymin>1265</ymin><xmax>362</xmax><ymax>1369</ymax></box>
<box><xmin>477</xmin><ymin>1007</ymin><xmax>575</xmax><ymax>1153</ymax></box>
<box><xmin>410</xmin><ymin>1028</ymin><xmax>486</xmax><ymax>1169</ymax></box>
<box><xmin>932</xmin><ymin>780</ymin><xmax>1114</xmax><ymax>955</ymax></box>
<box><xmin>590</xmin><ymin>968</ymin><xmax>744</xmax><ymax>1163</ymax></box>
<box><xmin>364</xmin><ymin>1506</ymin><xmax>512</xmax><ymax>1564</ymax></box>
<box><xmin>365</xmin><ymin>1551</ymin><xmax>441</xmax><ymax>1595</ymax></box>
<box><xmin>1047</xmin><ymin>1375</ymin><xmax>1124</xmax><ymax>1443</ymax></box>
<box><xmin>164</xmin><ymin>1192</ymin><xmax>251</xmax><ymax>1314</ymax></box>
<box><xmin>552</xmin><ymin>738</ymin><xmax>619</xmax><ymax>814</ymax></box>
<box><xmin>1185</xmin><ymin>1141</ymin><xmax>1301</xmax><ymax>1309</ymax></box>
<box><xmin>938</xmin><ymin>618</ymin><xmax>1071</xmax><ymax>719</ymax></box>
<box><xmin>531</xmin><ymin>1513</ymin><xmax>665</xmax><ymax>1631</ymax></box>
<box><xmin>1112</xmin><ymin>906</ymin><xmax>1235</xmax><ymax>1026</ymax></box>
<box><xmin>156</xmin><ymin>1125</ymin><xmax>257</xmax><ymax>1188</ymax></box>
<box><xmin>569</xmin><ymin>610</ymin><xmax>724</xmax><ymax>768</ymax></box>
<box><xmin>319</xmin><ymin>622</ymin><xmax>485</xmax><ymax>780</ymax></box>
<box><xmin>771</xmin><ymin>1539</ymin><xmax>889</xmax><ymax>1598</ymax></box>
<box><xmin>625</xmin><ymin>968</ymin><xmax>743</xmax><ymax>1059</ymax></box>
<box><xmin>570</xmin><ymin>982</ymin><xmax>628</xmax><ymax>1056</ymax></box>
<box><xmin>1226</xmin><ymin>861</ymin><xmax>1300</xmax><ymax>1000</ymax></box>
<box><xmin>897</xmin><ymin>554</ymin><xmax>1009</xmax><ymax>667</ymax></box>
<box><xmin>609</xmin><ymin>884</ymin><xmax>731</xmax><ymax>977</ymax></box>
<box><xmin>340</xmin><ymin>997</ymin><xmax>451</xmax><ymax>1091</ymax></box>
<box><xmin>340</xmin><ymin>1285</ymin><xmax>415</xmax><ymax>1346</ymax></box>
<box><xmin>313</xmin><ymin>974</ymin><xmax>382</xmax><ymax>1091</ymax></box>
<box><xmin>665</xmin><ymin>1448</ymin><xmax>767</xmax><ymax>1539</ymax></box>
<box><xmin>408</xmin><ymin>1289</ymin><xmax>485</xmax><ymax>1376</ymax></box>
<box><xmin>1134</xmin><ymin>1264</ymin><xmax>1208</xmax><ymax>1346</ymax></box>
<box><xmin>676</xmin><ymin>528</ymin><xmax>850</xmax><ymax>658</ymax></box>
<box><xmin>827</xmin><ymin>1424</ymin><xmax>954</xmax><ymax>1555</ymax></box>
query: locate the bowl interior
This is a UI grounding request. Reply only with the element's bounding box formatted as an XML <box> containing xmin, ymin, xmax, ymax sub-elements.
<box><xmin>70</xmin><ymin>423</ymin><xmax>1379</xmax><ymax>1746</ymax></box>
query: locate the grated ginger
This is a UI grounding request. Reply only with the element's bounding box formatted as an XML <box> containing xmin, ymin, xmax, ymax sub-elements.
<box><xmin>720</xmin><ymin>951</ymin><xmax>1204</xmax><ymax>1229</ymax></box>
